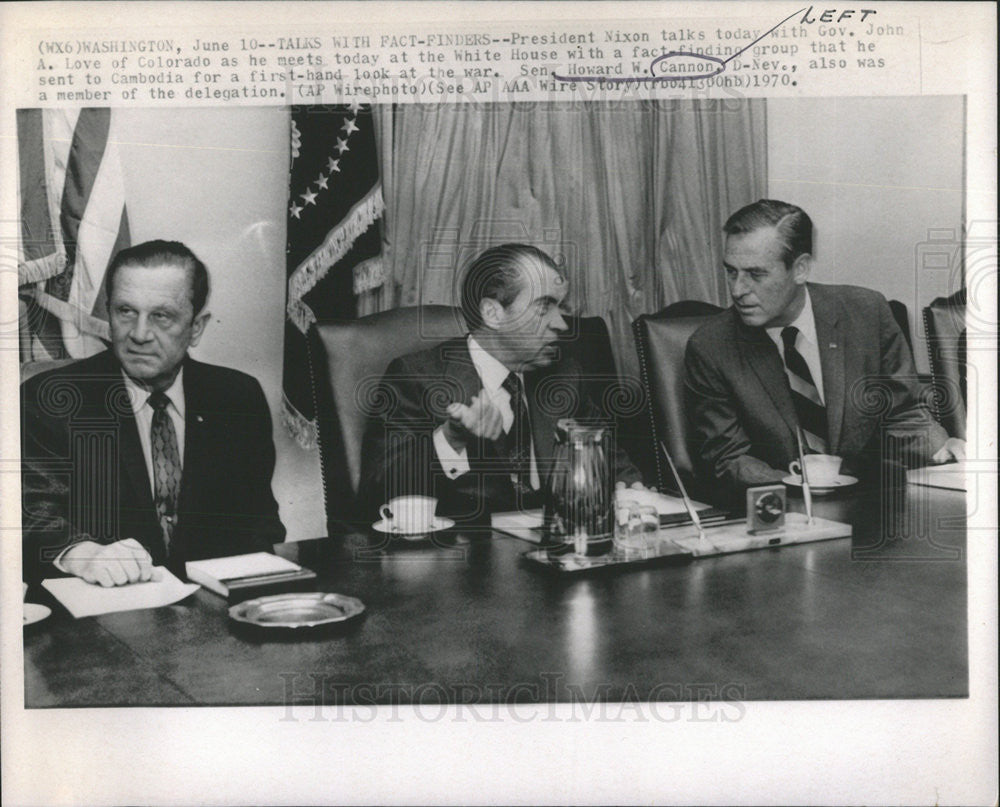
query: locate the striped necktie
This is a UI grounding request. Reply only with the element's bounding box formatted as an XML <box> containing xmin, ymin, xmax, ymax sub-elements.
<box><xmin>149</xmin><ymin>391</ymin><xmax>181</xmax><ymax>554</ymax></box>
<box><xmin>781</xmin><ymin>326</ymin><xmax>828</xmax><ymax>452</ymax></box>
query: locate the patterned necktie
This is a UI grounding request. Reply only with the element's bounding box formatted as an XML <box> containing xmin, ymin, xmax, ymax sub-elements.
<box><xmin>781</xmin><ymin>326</ymin><xmax>828</xmax><ymax>452</ymax></box>
<box><xmin>500</xmin><ymin>372</ymin><xmax>536</xmax><ymax>495</ymax></box>
<box><xmin>149</xmin><ymin>391</ymin><xmax>181</xmax><ymax>553</ymax></box>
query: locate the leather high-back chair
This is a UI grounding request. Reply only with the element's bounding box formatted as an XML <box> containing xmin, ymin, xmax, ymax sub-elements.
<box><xmin>888</xmin><ymin>299</ymin><xmax>915</xmax><ymax>359</ymax></box>
<box><xmin>20</xmin><ymin>358</ymin><xmax>77</xmax><ymax>383</ymax></box>
<box><xmin>314</xmin><ymin>306</ymin><xmax>621</xmax><ymax>530</ymax></box>
<box><xmin>633</xmin><ymin>301</ymin><xmax>723</xmax><ymax>497</ymax></box>
<box><xmin>314</xmin><ymin>306</ymin><xmax>467</xmax><ymax>529</ymax></box>
<box><xmin>923</xmin><ymin>289</ymin><xmax>967</xmax><ymax>440</ymax></box>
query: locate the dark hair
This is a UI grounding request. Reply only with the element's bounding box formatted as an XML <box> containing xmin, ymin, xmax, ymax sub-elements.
<box><xmin>459</xmin><ymin>243</ymin><xmax>560</xmax><ymax>331</ymax></box>
<box><xmin>106</xmin><ymin>240</ymin><xmax>210</xmax><ymax>315</ymax></box>
<box><xmin>723</xmin><ymin>199</ymin><xmax>813</xmax><ymax>269</ymax></box>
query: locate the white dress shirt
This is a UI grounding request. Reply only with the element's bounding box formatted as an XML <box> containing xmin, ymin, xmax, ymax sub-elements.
<box><xmin>433</xmin><ymin>335</ymin><xmax>541</xmax><ymax>489</ymax></box>
<box><xmin>766</xmin><ymin>288</ymin><xmax>826</xmax><ymax>403</ymax></box>
<box><xmin>123</xmin><ymin>369</ymin><xmax>186</xmax><ymax>496</ymax></box>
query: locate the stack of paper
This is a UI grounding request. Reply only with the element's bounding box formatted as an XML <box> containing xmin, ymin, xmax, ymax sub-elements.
<box><xmin>491</xmin><ymin>509</ymin><xmax>545</xmax><ymax>543</ymax></box>
<box><xmin>616</xmin><ymin>488</ymin><xmax>727</xmax><ymax>524</ymax></box>
<box><xmin>907</xmin><ymin>461</ymin><xmax>968</xmax><ymax>492</ymax></box>
<box><xmin>491</xmin><ymin>491</ymin><xmax>728</xmax><ymax>544</ymax></box>
<box><xmin>42</xmin><ymin>568</ymin><xmax>199</xmax><ymax>619</ymax></box>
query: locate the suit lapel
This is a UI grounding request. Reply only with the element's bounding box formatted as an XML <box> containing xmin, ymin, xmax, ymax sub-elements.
<box><xmin>811</xmin><ymin>285</ymin><xmax>846</xmax><ymax>452</ymax></box>
<box><xmin>118</xmin><ymin>406</ymin><xmax>154</xmax><ymax>515</ymax></box>
<box><xmin>737</xmin><ymin>316</ymin><xmax>799</xmax><ymax>437</ymax></box>
<box><xmin>89</xmin><ymin>351</ymin><xmax>154</xmax><ymax>520</ymax></box>
<box><xmin>439</xmin><ymin>339</ymin><xmax>483</xmax><ymax>406</ymax></box>
<box><xmin>438</xmin><ymin>339</ymin><xmax>497</xmax><ymax>466</ymax></box>
<box><xmin>178</xmin><ymin>356</ymin><xmax>208</xmax><ymax>517</ymax></box>
<box><xmin>525</xmin><ymin>369</ymin><xmax>558</xmax><ymax>488</ymax></box>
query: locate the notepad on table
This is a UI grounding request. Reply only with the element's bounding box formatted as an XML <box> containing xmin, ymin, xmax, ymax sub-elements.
<box><xmin>491</xmin><ymin>509</ymin><xmax>545</xmax><ymax>543</ymax></box>
<box><xmin>185</xmin><ymin>552</ymin><xmax>316</xmax><ymax>601</ymax></box>
<box><xmin>907</xmin><ymin>460</ymin><xmax>968</xmax><ymax>492</ymax></box>
<box><xmin>42</xmin><ymin>568</ymin><xmax>199</xmax><ymax>619</ymax></box>
<box><xmin>616</xmin><ymin>488</ymin><xmax>728</xmax><ymax>525</ymax></box>
<box><xmin>491</xmin><ymin>492</ymin><xmax>728</xmax><ymax>545</ymax></box>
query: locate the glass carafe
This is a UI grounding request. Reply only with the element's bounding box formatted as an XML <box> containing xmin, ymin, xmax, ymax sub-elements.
<box><xmin>547</xmin><ymin>418</ymin><xmax>613</xmax><ymax>556</ymax></box>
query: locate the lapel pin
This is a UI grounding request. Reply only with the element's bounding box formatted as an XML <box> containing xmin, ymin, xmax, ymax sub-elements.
<box><xmin>196</xmin><ymin>415</ymin><xmax>204</xmax><ymax>423</ymax></box>
<box><xmin>829</xmin><ymin>343</ymin><xmax>837</xmax><ymax>349</ymax></box>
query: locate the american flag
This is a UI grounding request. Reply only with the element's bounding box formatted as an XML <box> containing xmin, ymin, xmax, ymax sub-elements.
<box><xmin>17</xmin><ymin>108</ymin><xmax>131</xmax><ymax>361</ymax></box>
<box><xmin>282</xmin><ymin>102</ymin><xmax>384</xmax><ymax>449</ymax></box>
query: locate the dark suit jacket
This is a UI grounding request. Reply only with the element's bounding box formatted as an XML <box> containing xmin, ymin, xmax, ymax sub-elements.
<box><xmin>21</xmin><ymin>350</ymin><xmax>285</xmax><ymax>581</ymax></box>
<box><xmin>359</xmin><ymin>337</ymin><xmax>641</xmax><ymax>521</ymax></box>
<box><xmin>684</xmin><ymin>283</ymin><xmax>948</xmax><ymax>502</ymax></box>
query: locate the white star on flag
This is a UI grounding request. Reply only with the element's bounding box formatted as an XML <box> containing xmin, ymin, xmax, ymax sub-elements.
<box><xmin>335</xmin><ymin>137</ymin><xmax>350</xmax><ymax>155</ymax></box>
<box><xmin>327</xmin><ymin>157</ymin><xmax>340</xmax><ymax>172</ymax></box>
<box><xmin>315</xmin><ymin>174</ymin><xmax>329</xmax><ymax>190</ymax></box>
<box><xmin>347</xmin><ymin>100</ymin><xmax>363</xmax><ymax>114</ymax></box>
<box><xmin>341</xmin><ymin>117</ymin><xmax>360</xmax><ymax>136</ymax></box>
<box><xmin>289</xmin><ymin>202</ymin><xmax>303</xmax><ymax>219</ymax></box>
<box><xmin>300</xmin><ymin>189</ymin><xmax>318</xmax><ymax>206</ymax></box>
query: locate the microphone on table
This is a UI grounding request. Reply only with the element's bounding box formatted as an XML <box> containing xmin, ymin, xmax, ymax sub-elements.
<box><xmin>659</xmin><ymin>441</ymin><xmax>706</xmax><ymax>542</ymax></box>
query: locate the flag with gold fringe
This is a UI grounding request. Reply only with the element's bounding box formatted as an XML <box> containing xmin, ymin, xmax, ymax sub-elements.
<box><xmin>17</xmin><ymin>107</ymin><xmax>131</xmax><ymax>362</ymax></box>
<box><xmin>282</xmin><ymin>103</ymin><xmax>384</xmax><ymax>449</ymax></box>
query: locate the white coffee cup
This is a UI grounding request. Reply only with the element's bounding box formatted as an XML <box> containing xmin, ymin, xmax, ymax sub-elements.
<box><xmin>789</xmin><ymin>454</ymin><xmax>842</xmax><ymax>486</ymax></box>
<box><xmin>379</xmin><ymin>495</ymin><xmax>438</xmax><ymax>532</ymax></box>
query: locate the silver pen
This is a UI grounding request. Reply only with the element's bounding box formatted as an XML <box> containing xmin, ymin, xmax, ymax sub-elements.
<box><xmin>795</xmin><ymin>426</ymin><xmax>814</xmax><ymax>524</ymax></box>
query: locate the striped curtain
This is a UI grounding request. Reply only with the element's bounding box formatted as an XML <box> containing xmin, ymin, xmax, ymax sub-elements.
<box><xmin>17</xmin><ymin>108</ymin><xmax>131</xmax><ymax>361</ymax></box>
<box><xmin>374</xmin><ymin>100</ymin><xmax>767</xmax><ymax>379</ymax></box>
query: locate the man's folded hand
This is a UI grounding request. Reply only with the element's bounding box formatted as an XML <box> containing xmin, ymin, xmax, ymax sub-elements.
<box><xmin>62</xmin><ymin>538</ymin><xmax>159</xmax><ymax>587</ymax></box>
<box><xmin>443</xmin><ymin>389</ymin><xmax>505</xmax><ymax>449</ymax></box>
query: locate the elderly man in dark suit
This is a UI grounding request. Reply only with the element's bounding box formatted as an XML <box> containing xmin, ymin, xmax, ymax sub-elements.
<box><xmin>21</xmin><ymin>240</ymin><xmax>285</xmax><ymax>585</ymax></box>
<box><xmin>684</xmin><ymin>199</ymin><xmax>965</xmax><ymax>503</ymax></box>
<box><xmin>360</xmin><ymin>243</ymin><xmax>642</xmax><ymax>522</ymax></box>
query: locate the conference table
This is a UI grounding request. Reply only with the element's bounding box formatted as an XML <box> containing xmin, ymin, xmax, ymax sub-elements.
<box><xmin>23</xmin><ymin>483</ymin><xmax>968</xmax><ymax>707</ymax></box>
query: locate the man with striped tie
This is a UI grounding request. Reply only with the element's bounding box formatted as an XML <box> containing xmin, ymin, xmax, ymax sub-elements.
<box><xmin>22</xmin><ymin>241</ymin><xmax>285</xmax><ymax>585</ymax></box>
<box><xmin>684</xmin><ymin>199</ymin><xmax>965</xmax><ymax>502</ymax></box>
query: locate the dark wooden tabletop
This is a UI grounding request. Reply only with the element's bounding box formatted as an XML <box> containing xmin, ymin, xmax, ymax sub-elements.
<box><xmin>23</xmin><ymin>484</ymin><xmax>967</xmax><ymax>707</ymax></box>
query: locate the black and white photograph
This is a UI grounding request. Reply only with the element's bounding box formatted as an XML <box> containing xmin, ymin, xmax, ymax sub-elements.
<box><xmin>1</xmin><ymin>2</ymin><xmax>996</xmax><ymax>805</ymax></box>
